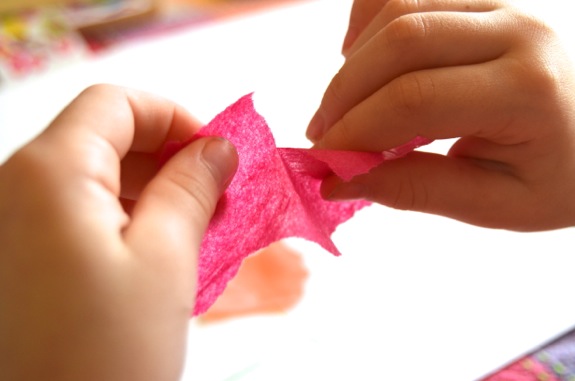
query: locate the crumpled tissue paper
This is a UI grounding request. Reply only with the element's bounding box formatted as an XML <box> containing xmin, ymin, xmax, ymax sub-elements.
<box><xmin>160</xmin><ymin>94</ymin><xmax>430</xmax><ymax>315</ymax></box>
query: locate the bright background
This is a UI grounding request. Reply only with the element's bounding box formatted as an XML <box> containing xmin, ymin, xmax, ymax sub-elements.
<box><xmin>1</xmin><ymin>1</ymin><xmax>574</xmax><ymax>380</ymax></box>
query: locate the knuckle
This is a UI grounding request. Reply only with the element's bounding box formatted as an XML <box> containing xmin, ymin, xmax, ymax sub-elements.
<box><xmin>384</xmin><ymin>0</ymin><xmax>424</xmax><ymax>19</ymax></box>
<box><xmin>76</xmin><ymin>84</ymin><xmax>128</xmax><ymax>110</ymax></box>
<box><xmin>336</xmin><ymin>112</ymin><xmax>357</xmax><ymax>149</ymax></box>
<box><xmin>523</xmin><ymin>60</ymin><xmax>562</xmax><ymax>99</ymax></box>
<box><xmin>505</xmin><ymin>11</ymin><xmax>559</xmax><ymax>65</ymax></box>
<box><xmin>324</xmin><ymin>71</ymin><xmax>347</xmax><ymax>110</ymax></box>
<box><xmin>383</xmin><ymin>12</ymin><xmax>429</xmax><ymax>49</ymax></box>
<box><xmin>503</xmin><ymin>23</ymin><xmax>564</xmax><ymax>105</ymax></box>
<box><xmin>167</xmin><ymin>167</ymin><xmax>217</xmax><ymax>221</ymax></box>
<box><xmin>80</xmin><ymin>83</ymin><xmax>120</xmax><ymax>98</ymax></box>
<box><xmin>390</xmin><ymin>171</ymin><xmax>429</xmax><ymax>212</ymax></box>
<box><xmin>318</xmin><ymin>71</ymin><xmax>349</xmax><ymax>130</ymax></box>
<box><xmin>511</xmin><ymin>11</ymin><xmax>556</xmax><ymax>42</ymax></box>
<box><xmin>386</xmin><ymin>72</ymin><xmax>436</xmax><ymax>117</ymax></box>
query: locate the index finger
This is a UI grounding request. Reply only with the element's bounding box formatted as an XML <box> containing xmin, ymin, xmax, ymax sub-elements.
<box><xmin>307</xmin><ymin>9</ymin><xmax>512</xmax><ymax>146</ymax></box>
<box><xmin>45</xmin><ymin>84</ymin><xmax>201</xmax><ymax>159</ymax></box>
<box><xmin>39</xmin><ymin>84</ymin><xmax>201</xmax><ymax>196</ymax></box>
<box><xmin>344</xmin><ymin>0</ymin><xmax>504</xmax><ymax>58</ymax></box>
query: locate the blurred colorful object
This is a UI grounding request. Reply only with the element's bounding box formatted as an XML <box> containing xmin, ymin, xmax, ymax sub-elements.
<box><xmin>201</xmin><ymin>241</ymin><xmax>308</xmax><ymax>322</ymax></box>
<box><xmin>482</xmin><ymin>328</ymin><xmax>575</xmax><ymax>381</ymax></box>
<box><xmin>0</xmin><ymin>7</ymin><xmax>87</xmax><ymax>82</ymax></box>
<box><xmin>64</xmin><ymin>0</ymin><xmax>158</xmax><ymax>30</ymax></box>
<box><xmin>0</xmin><ymin>0</ymin><xmax>304</xmax><ymax>81</ymax></box>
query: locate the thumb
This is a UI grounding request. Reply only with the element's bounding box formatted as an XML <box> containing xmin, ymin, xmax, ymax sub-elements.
<box><xmin>321</xmin><ymin>151</ymin><xmax>527</xmax><ymax>229</ymax></box>
<box><xmin>126</xmin><ymin>137</ymin><xmax>238</xmax><ymax>257</ymax></box>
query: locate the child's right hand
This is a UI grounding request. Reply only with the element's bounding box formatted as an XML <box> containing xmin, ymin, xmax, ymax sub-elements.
<box><xmin>308</xmin><ymin>0</ymin><xmax>575</xmax><ymax>231</ymax></box>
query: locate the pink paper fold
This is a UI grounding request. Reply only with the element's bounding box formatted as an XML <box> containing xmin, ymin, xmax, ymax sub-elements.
<box><xmin>160</xmin><ymin>94</ymin><xmax>430</xmax><ymax>315</ymax></box>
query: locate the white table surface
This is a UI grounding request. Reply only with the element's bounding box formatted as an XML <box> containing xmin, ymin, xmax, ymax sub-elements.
<box><xmin>1</xmin><ymin>1</ymin><xmax>574</xmax><ymax>380</ymax></box>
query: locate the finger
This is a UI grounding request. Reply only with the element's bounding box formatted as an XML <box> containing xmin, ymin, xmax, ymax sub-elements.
<box><xmin>345</xmin><ymin>0</ymin><xmax>504</xmax><ymax>58</ymax></box>
<box><xmin>125</xmin><ymin>137</ymin><xmax>238</xmax><ymax>271</ymax></box>
<box><xmin>120</xmin><ymin>152</ymin><xmax>159</xmax><ymax>200</ymax></box>
<box><xmin>46</xmin><ymin>84</ymin><xmax>202</xmax><ymax>155</ymax></box>
<box><xmin>314</xmin><ymin>56</ymin><xmax>542</xmax><ymax>152</ymax></box>
<box><xmin>342</xmin><ymin>0</ymin><xmax>392</xmax><ymax>55</ymax></box>
<box><xmin>120</xmin><ymin>198</ymin><xmax>137</xmax><ymax>216</ymax></box>
<box><xmin>321</xmin><ymin>151</ymin><xmax>539</xmax><ymax>230</ymax></box>
<box><xmin>307</xmin><ymin>9</ymin><xmax>513</xmax><ymax>143</ymax></box>
<box><xmin>41</xmin><ymin>85</ymin><xmax>202</xmax><ymax>198</ymax></box>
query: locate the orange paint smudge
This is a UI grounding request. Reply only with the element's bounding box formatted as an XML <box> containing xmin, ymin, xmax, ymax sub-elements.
<box><xmin>200</xmin><ymin>241</ymin><xmax>308</xmax><ymax>322</ymax></box>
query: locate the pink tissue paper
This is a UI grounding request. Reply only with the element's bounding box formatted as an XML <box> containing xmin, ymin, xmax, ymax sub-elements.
<box><xmin>161</xmin><ymin>94</ymin><xmax>430</xmax><ymax>315</ymax></box>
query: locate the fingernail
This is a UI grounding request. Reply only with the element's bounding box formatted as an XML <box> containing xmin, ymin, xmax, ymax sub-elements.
<box><xmin>201</xmin><ymin>137</ymin><xmax>238</xmax><ymax>190</ymax></box>
<box><xmin>341</xmin><ymin>27</ymin><xmax>358</xmax><ymax>57</ymax></box>
<box><xmin>326</xmin><ymin>182</ymin><xmax>368</xmax><ymax>201</ymax></box>
<box><xmin>306</xmin><ymin>111</ymin><xmax>325</xmax><ymax>143</ymax></box>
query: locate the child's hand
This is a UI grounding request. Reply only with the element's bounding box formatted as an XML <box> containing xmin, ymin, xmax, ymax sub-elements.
<box><xmin>308</xmin><ymin>0</ymin><xmax>575</xmax><ymax>230</ymax></box>
<box><xmin>0</xmin><ymin>85</ymin><xmax>238</xmax><ymax>381</ymax></box>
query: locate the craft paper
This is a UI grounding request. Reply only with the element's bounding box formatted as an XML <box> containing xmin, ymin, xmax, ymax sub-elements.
<box><xmin>161</xmin><ymin>94</ymin><xmax>430</xmax><ymax>315</ymax></box>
